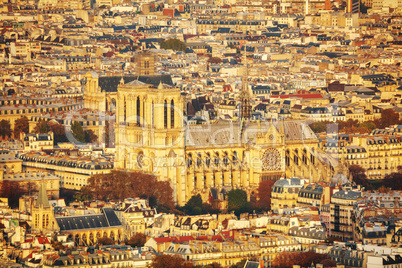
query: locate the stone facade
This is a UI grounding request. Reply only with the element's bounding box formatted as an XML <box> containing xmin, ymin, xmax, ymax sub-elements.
<box><xmin>114</xmin><ymin>80</ymin><xmax>336</xmax><ymax>206</ymax></box>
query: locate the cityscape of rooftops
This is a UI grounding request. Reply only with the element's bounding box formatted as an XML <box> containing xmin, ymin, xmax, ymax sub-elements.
<box><xmin>0</xmin><ymin>0</ymin><xmax>401</xmax><ymax>267</ymax></box>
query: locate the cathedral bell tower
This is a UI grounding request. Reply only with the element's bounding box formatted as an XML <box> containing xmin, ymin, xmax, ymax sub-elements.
<box><xmin>115</xmin><ymin>80</ymin><xmax>186</xmax><ymax>205</ymax></box>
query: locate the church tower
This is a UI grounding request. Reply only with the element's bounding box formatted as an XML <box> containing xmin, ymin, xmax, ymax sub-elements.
<box><xmin>240</xmin><ymin>45</ymin><xmax>251</xmax><ymax>121</ymax></box>
<box><xmin>32</xmin><ymin>177</ymin><xmax>59</xmax><ymax>233</ymax></box>
<box><xmin>84</xmin><ymin>71</ymin><xmax>106</xmax><ymax>111</ymax></box>
<box><xmin>115</xmin><ymin>80</ymin><xmax>186</xmax><ymax>205</ymax></box>
<box><xmin>136</xmin><ymin>50</ymin><xmax>156</xmax><ymax>76</ymax></box>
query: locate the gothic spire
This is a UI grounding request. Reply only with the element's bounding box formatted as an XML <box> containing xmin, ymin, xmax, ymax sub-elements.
<box><xmin>240</xmin><ymin>43</ymin><xmax>251</xmax><ymax>120</ymax></box>
<box><xmin>36</xmin><ymin>174</ymin><xmax>50</xmax><ymax>208</ymax></box>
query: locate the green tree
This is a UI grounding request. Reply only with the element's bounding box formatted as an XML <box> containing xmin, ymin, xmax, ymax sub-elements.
<box><xmin>71</xmin><ymin>121</ymin><xmax>85</xmax><ymax>143</ymax></box>
<box><xmin>85</xmin><ymin>130</ymin><xmax>98</xmax><ymax>143</ymax></box>
<box><xmin>74</xmin><ymin>186</ymin><xmax>93</xmax><ymax>201</ymax></box>
<box><xmin>182</xmin><ymin>194</ymin><xmax>203</xmax><ymax>215</ymax></box>
<box><xmin>160</xmin><ymin>38</ymin><xmax>186</xmax><ymax>52</ymax></box>
<box><xmin>13</xmin><ymin>116</ymin><xmax>29</xmax><ymax>138</ymax></box>
<box><xmin>227</xmin><ymin>189</ymin><xmax>248</xmax><ymax>213</ymax></box>
<box><xmin>358</xmin><ymin>122</ymin><xmax>376</xmax><ymax>132</ymax></box>
<box><xmin>125</xmin><ymin>233</ymin><xmax>147</xmax><ymax>248</ymax></box>
<box><xmin>33</xmin><ymin>119</ymin><xmax>49</xmax><ymax>134</ymax></box>
<box><xmin>309</xmin><ymin>121</ymin><xmax>330</xmax><ymax>133</ymax></box>
<box><xmin>0</xmin><ymin>120</ymin><xmax>12</xmax><ymax>139</ymax></box>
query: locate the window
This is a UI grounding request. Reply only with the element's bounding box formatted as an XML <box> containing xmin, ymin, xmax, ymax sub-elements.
<box><xmin>137</xmin><ymin>97</ymin><xmax>140</xmax><ymax>124</ymax></box>
<box><xmin>124</xmin><ymin>97</ymin><xmax>126</xmax><ymax>121</ymax></box>
<box><xmin>164</xmin><ymin>100</ymin><xmax>168</xmax><ymax>129</ymax></box>
<box><xmin>171</xmin><ymin>100</ymin><xmax>175</xmax><ymax>128</ymax></box>
<box><xmin>152</xmin><ymin>101</ymin><xmax>154</xmax><ymax>128</ymax></box>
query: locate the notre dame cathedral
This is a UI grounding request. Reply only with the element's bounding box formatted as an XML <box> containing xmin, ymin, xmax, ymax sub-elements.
<box><xmin>85</xmin><ymin>51</ymin><xmax>336</xmax><ymax>206</ymax></box>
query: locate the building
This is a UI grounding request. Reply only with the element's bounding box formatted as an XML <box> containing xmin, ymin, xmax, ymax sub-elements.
<box><xmin>271</xmin><ymin>178</ymin><xmax>306</xmax><ymax>212</ymax></box>
<box><xmin>347</xmin><ymin>0</ymin><xmax>360</xmax><ymax>13</ymax></box>
<box><xmin>31</xmin><ymin>180</ymin><xmax>59</xmax><ymax>234</ymax></box>
<box><xmin>114</xmin><ymin>198</ymin><xmax>157</xmax><ymax>238</ymax></box>
<box><xmin>114</xmin><ymin>79</ymin><xmax>335</xmax><ymax>206</ymax></box>
<box><xmin>17</xmin><ymin>150</ymin><xmax>114</xmax><ymax>191</ymax></box>
<box><xmin>3</xmin><ymin>172</ymin><xmax>60</xmax><ymax>199</ymax></box>
<box><xmin>22</xmin><ymin>133</ymin><xmax>54</xmax><ymax>152</ymax></box>
<box><xmin>330</xmin><ymin>189</ymin><xmax>362</xmax><ymax>240</ymax></box>
<box><xmin>0</xmin><ymin>151</ymin><xmax>22</xmax><ymax>174</ymax></box>
<box><xmin>55</xmin><ymin>208</ymin><xmax>124</xmax><ymax>245</ymax></box>
<box><xmin>297</xmin><ymin>183</ymin><xmax>333</xmax><ymax>209</ymax></box>
<box><xmin>136</xmin><ymin>50</ymin><xmax>156</xmax><ymax>76</ymax></box>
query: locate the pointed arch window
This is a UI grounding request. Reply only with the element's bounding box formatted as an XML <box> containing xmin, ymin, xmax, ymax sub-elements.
<box><xmin>164</xmin><ymin>100</ymin><xmax>168</xmax><ymax>129</ymax></box>
<box><xmin>137</xmin><ymin>97</ymin><xmax>140</xmax><ymax>125</ymax></box>
<box><xmin>171</xmin><ymin>99</ymin><xmax>175</xmax><ymax>128</ymax></box>
<box><xmin>123</xmin><ymin>97</ymin><xmax>126</xmax><ymax>122</ymax></box>
<box><xmin>152</xmin><ymin>101</ymin><xmax>155</xmax><ymax>128</ymax></box>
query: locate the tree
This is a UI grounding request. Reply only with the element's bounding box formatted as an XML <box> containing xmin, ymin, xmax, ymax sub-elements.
<box><xmin>182</xmin><ymin>194</ymin><xmax>203</xmax><ymax>215</ymax></box>
<box><xmin>52</xmin><ymin>241</ymin><xmax>67</xmax><ymax>251</ymax></box>
<box><xmin>320</xmin><ymin>258</ymin><xmax>337</xmax><ymax>267</ymax></box>
<box><xmin>13</xmin><ymin>116</ymin><xmax>29</xmax><ymax>138</ymax></box>
<box><xmin>207</xmin><ymin>57</ymin><xmax>222</xmax><ymax>64</ymax></box>
<box><xmin>382</xmin><ymin>173</ymin><xmax>402</xmax><ymax>190</ymax></box>
<box><xmin>152</xmin><ymin>255</ymin><xmax>193</xmax><ymax>268</ymax></box>
<box><xmin>257</xmin><ymin>180</ymin><xmax>275</xmax><ymax>210</ymax></box>
<box><xmin>0</xmin><ymin>181</ymin><xmax>26</xmax><ymax>208</ymax></box>
<box><xmin>376</xmin><ymin>109</ymin><xmax>401</xmax><ymax>129</ymax></box>
<box><xmin>195</xmin><ymin>263</ymin><xmax>222</xmax><ymax>268</ymax></box>
<box><xmin>377</xmin><ymin>185</ymin><xmax>391</xmax><ymax>193</ymax></box>
<box><xmin>85</xmin><ymin>171</ymin><xmax>175</xmax><ymax>211</ymax></box>
<box><xmin>48</xmin><ymin>122</ymin><xmax>68</xmax><ymax>145</ymax></box>
<box><xmin>33</xmin><ymin>119</ymin><xmax>49</xmax><ymax>134</ymax></box>
<box><xmin>25</xmin><ymin>181</ymin><xmax>38</xmax><ymax>196</ymax></box>
<box><xmin>309</xmin><ymin>120</ymin><xmax>330</xmax><ymax>133</ymax></box>
<box><xmin>227</xmin><ymin>189</ymin><xmax>249</xmax><ymax>214</ymax></box>
<box><xmin>360</xmin><ymin>1</ymin><xmax>370</xmax><ymax>13</ymax></box>
<box><xmin>85</xmin><ymin>130</ymin><xmax>98</xmax><ymax>143</ymax></box>
<box><xmin>229</xmin><ymin>259</ymin><xmax>247</xmax><ymax>268</ymax></box>
<box><xmin>125</xmin><ymin>233</ymin><xmax>147</xmax><ymax>248</ymax></box>
<box><xmin>273</xmin><ymin>251</ymin><xmax>335</xmax><ymax>268</ymax></box>
<box><xmin>358</xmin><ymin>122</ymin><xmax>376</xmax><ymax>132</ymax></box>
<box><xmin>71</xmin><ymin>121</ymin><xmax>85</xmax><ymax>143</ymax></box>
<box><xmin>349</xmin><ymin>164</ymin><xmax>370</xmax><ymax>188</ymax></box>
<box><xmin>0</xmin><ymin>120</ymin><xmax>12</xmax><ymax>139</ymax></box>
<box><xmin>160</xmin><ymin>38</ymin><xmax>186</xmax><ymax>52</ymax></box>
<box><xmin>74</xmin><ymin>186</ymin><xmax>93</xmax><ymax>201</ymax></box>
<box><xmin>97</xmin><ymin>237</ymin><xmax>114</xmax><ymax>245</ymax></box>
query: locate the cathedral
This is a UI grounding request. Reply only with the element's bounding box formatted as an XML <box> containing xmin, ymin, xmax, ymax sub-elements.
<box><xmin>85</xmin><ymin>51</ymin><xmax>336</xmax><ymax>206</ymax></box>
<box><xmin>113</xmin><ymin>80</ymin><xmax>336</xmax><ymax>206</ymax></box>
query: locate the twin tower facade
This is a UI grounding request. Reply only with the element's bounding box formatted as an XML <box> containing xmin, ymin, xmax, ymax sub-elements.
<box><xmin>84</xmin><ymin>52</ymin><xmax>334</xmax><ymax>206</ymax></box>
<box><xmin>111</xmin><ymin>79</ymin><xmax>333</xmax><ymax>206</ymax></box>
